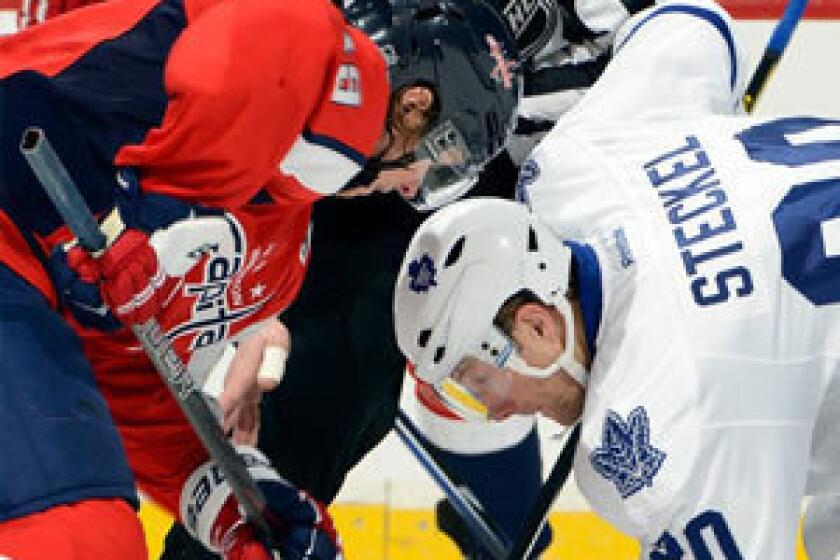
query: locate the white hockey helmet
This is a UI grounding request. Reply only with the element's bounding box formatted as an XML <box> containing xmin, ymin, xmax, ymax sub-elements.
<box><xmin>394</xmin><ymin>197</ymin><xmax>585</xmax><ymax>387</ymax></box>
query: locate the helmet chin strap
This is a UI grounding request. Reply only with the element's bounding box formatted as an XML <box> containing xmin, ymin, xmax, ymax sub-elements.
<box><xmin>545</xmin><ymin>296</ymin><xmax>589</xmax><ymax>387</ymax></box>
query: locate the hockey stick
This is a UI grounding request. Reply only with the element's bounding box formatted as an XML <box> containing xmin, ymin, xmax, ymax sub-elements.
<box><xmin>742</xmin><ymin>0</ymin><xmax>810</xmax><ymax>113</ymax></box>
<box><xmin>506</xmin><ymin>423</ymin><xmax>580</xmax><ymax>560</ymax></box>
<box><xmin>394</xmin><ymin>410</ymin><xmax>509</xmax><ymax>560</ymax></box>
<box><xmin>19</xmin><ymin>127</ymin><xmax>274</xmax><ymax>542</ymax></box>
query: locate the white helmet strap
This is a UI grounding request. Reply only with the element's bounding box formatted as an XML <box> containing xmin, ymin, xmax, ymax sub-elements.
<box><xmin>546</xmin><ymin>295</ymin><xmax>588</xmax><ymax>386</ymax></box>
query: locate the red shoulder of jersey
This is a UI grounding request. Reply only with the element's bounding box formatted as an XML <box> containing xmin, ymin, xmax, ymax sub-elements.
<box><xmin>0</xmin><ymin>0</ymin><xmax>162</xmax><ymax>78</ymax></box>
<box><xmin>275</xmin><ymin>24</ymin><xmax>389</xmax><ymax>199</ymax></box>
<box><xmin>116</xmin><ymin>0</ymin><xmax>387</xmax><ymax>206</ymax></box>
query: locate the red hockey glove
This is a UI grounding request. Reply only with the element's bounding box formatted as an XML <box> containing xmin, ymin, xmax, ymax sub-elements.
<box><xmin>180</xmin><ymin>446</ymin><xmax>343</xmax><ymax>560</ymax></box>
<box><xmin>92</xmin><ymin>223</ymin><xmax>174</xmax><ymax>326</ymax></box>
<box><xmin>54</xmin><ymin>204</ymin><xmax>237</xmax><ymax>328</ymax></box>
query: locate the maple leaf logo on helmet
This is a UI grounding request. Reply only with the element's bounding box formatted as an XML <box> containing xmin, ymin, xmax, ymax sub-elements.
<box><xmin>408</xmin><ymin>253</ymin><xmax>438</xmax><ymax>293</ymax></box>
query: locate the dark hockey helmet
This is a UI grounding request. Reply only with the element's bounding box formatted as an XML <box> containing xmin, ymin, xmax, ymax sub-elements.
<box><xmin>345</xmin><ymin>0</ymin><xmax>522</xmax><ymax>209</ymax></box>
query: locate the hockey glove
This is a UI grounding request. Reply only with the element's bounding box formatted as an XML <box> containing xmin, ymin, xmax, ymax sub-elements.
<box><xmin>180</xmin><ymin>446</ymin><xmax>342</xmax><ymax>560</ymax></box>
<box><xmin>50</xmin><ymin>168</ymin><xmax>230</xmax><ymax>328</ymax></box>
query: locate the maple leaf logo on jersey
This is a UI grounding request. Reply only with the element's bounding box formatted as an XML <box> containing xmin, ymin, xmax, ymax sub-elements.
<box><xmin>408</xmin><ymin>253</ymin><xmax>437</xmax><ymax>293</ymax></box>
<box><xmin>589</xmin><ymin>406</ymin><xmax>666</xmax><ymax>499</ymax></box>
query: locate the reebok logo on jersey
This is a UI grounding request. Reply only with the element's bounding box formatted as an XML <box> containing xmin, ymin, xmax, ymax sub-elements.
<box><xmin>589</xmin><ymin>406</ymin><xmax>666</xmax><ymax>499</ymax></box>
<box><xmin>613</xmin><ymin>227</ymin><xmax>635</xmax><ymax>268</ymax></box>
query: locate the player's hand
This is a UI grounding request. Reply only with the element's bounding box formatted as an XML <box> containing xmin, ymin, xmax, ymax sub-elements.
<box><xmin>50</xmin><ymin>171</ymin><xmax>234</xmax><ymax>328</ymax></box>
<box><xmin>49</xmin><ymin>238</ymin><xmax>123</xmax><ymax>331</ymax></box>
<box><xmin>201</xmin><ymin>318</ymin><xmax>291</xmax><ymax>445</ymax></box>
<box><xmin>53</xmin><ymin>212</ymin><xmax>232</xmax><ymax>327</ymax></box>
<box><xmin>181</xmin><ymin>446</ymin><xmax>343</xmax><ymax>560</ymax></box>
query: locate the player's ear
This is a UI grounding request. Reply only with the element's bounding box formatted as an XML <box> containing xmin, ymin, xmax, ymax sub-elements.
<box><xmin>512</xmin><ymin>303</ymin><xmax>560</xmax><ymax>346</ymax></box>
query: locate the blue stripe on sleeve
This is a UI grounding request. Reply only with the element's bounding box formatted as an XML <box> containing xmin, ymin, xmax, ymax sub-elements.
<box><xmin>302</xmin><ymin>129</ymin><xmax>368</xmax><ymax>166</ymax></box>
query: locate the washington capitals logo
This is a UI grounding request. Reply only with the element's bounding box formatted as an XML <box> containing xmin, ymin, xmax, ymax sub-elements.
<box><xmin>589</xmin><ymin>406</ymin><xmax>666</xmax><ymax>499</ymax></box>
<box><xmin>408</xmin><ymin>254</ymin><xmax>438</xmax><ymax>293</ymax></box>
<box><xmin>486</xmin><ymin>34</ymin><xmax>516</xmax><ymax>90</ymax></box>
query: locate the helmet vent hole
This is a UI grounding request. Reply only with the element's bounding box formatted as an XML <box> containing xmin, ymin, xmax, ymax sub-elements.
<box><xmin>434</xmin><ymin>346</ymin><xmax>446</xmax><ymax>364</ymax></box>
<box><xmin>490</xmin><ymin>348</ymin><xmax>499</xmax><ymax>357</ymax></box>
<box><xmin>418</xmin><ymin>329</ymin><xmax>432</xmax><ymax>348</ymax></box>
<box><xmin>481</xmin><ymin>342</ymin><xmax>489</xmax><ymax>350</ymax></box>
<box><xmin>444</xmin><ymin>236</ymin><xmax>466</xmax><ymax>267</ymax></box>
<box><xmin>528</xmin><ymin>227</ymin><xmax>539</xmax><ymax>251</ymax></box>
<box><xmin>538</xmin><ymin>262</ymin><xmax>547</xmax><ymax>270</ymax></box>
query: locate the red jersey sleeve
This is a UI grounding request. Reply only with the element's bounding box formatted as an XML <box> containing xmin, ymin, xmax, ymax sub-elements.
<box><xmin>276</xmin><ymin>24</ymin><xmax>389</xmax><ymax>200</ymax></box>
<box><xmin>116</xmin><ymin>0</ymin><xmax>388</xmax><ymax>208</ymax></box>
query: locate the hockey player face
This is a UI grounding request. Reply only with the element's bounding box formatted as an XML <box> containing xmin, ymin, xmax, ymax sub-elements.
<box><xmin>450</xmin><ymin>353</ymin><xmax>584</xmax><ymax>424</ymax></box>
<box><xmin>339</xmin><ymin>85</ymin><xmax>441</xmax><ymax>199</ymax></box>
<box><xmin>448</xmin><ymin>302</ymin><xmax>586</xmax><ymax>424</ymax></box>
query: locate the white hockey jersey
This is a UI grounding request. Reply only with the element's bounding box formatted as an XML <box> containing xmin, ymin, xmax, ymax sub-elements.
<box><xmin>519</xmin><ymin>1</ymin><xmax>840</xmax><ymax>557</ymax></box>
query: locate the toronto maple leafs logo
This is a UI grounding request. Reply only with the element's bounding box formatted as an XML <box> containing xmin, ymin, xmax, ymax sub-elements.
<box><xmin>589</xmin><ymin>406</ymin><xmax>666</xmax><ymax>499</ymax></box>
<box><xmin>408</xmin><ymin>253</ymin><xmax>438</xmax><ymax>293</ymax></box>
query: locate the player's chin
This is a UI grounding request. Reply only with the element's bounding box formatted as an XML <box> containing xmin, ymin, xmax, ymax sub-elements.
<box><xmin>548</xmin><ymin>384</ymin><xmax>585</xmax><ymax>426</ymax></box>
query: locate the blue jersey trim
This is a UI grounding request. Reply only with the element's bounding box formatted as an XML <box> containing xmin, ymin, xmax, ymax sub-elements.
<box><xmin>616</xmin><ymin>4</ymin><xmax>738</xmax><ymax>90</ymax></box>
<box><xmin>564</xmin><ymin>240</ymin><xmax>602</xmax><ymax>359</ymax></box>
<box><xmin>51</xmin><ymin>0</ymin><xmax>187</xmax><ymax>163</ymax></box>
<box><xmin>302</xmin><ymin>129</ymin><xmax>367</xmax><ymax>166</ymax></box>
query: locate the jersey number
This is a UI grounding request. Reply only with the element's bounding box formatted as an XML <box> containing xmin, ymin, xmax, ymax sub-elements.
<box><xmin>736</xmin><ymin>117</ymin><xmax>840</xmax><ymax>306</ymax></box>
<box><xmin>651</xmin><ymin>510</ymin><xmax>743</xmax><ymax>559</ymax></box>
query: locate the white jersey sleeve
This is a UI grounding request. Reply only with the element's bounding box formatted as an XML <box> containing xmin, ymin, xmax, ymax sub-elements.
<box><xmin>562</xmin><ymin>0</ymin><xmax>750</xmax><ymax>129</ymax></box>
<box><xmin>518</xmin><ymin>0</ymin><xmax>750</xmax><ymax>237</ymax></box>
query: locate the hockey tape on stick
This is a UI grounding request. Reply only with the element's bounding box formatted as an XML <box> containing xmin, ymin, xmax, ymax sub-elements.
<box><xmin>20</xmin><ymin>127</ymin><xmax>274</xmax><ymax>543</ymax></box>
<box><xmin>743</xmin><ymin>0</ymin><xmax>810</xmax><ymax>113</ymax></box>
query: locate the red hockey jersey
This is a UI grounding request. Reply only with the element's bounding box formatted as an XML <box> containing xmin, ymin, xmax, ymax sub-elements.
<box><xmin>0</xmin><ymin>0</ymin><xmax>388</xmax><ymax>515</ymax></box>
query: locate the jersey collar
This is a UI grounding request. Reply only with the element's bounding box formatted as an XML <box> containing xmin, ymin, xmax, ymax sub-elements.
<box><xmin>563</xmin><ymin>239</ymin><xmax>603</xmax><ymax>359</ymax></box>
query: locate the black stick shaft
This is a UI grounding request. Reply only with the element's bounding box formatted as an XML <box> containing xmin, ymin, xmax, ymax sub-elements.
<box><xmin>395</xmin><ymin>410</ymin><xmax>509</xmax><ymax>560</ymax></box>
<box><xmin>507</xmin><ymin>424</ymin><xmax>580</xmax><ymax>560</ymax></box>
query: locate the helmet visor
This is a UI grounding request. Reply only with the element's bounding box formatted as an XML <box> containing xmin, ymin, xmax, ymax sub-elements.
<box><xmin>409</xmin><ymin>119</ymin><xmax>484</xmax><ymax>210</ymax></box>
<box><xmin>428</xmin><ymin>324</ymin><xmax>516</xmax><ymax>421</ymax></box>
